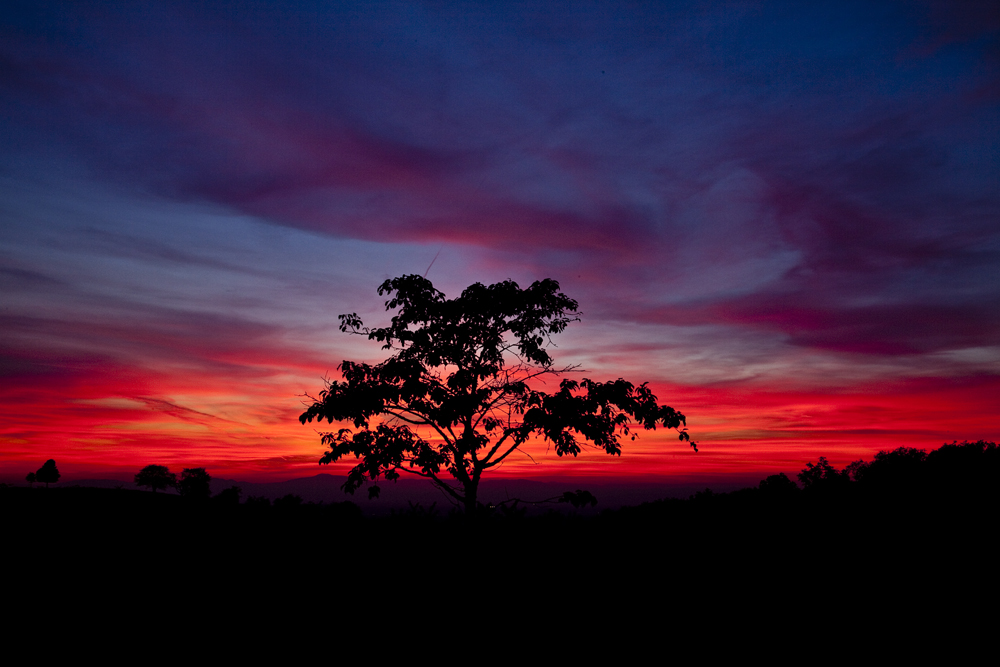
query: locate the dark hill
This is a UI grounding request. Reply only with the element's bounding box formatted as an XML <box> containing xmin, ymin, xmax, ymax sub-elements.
<box><xmin>4</xmin><ymin>441</ymin><xmax>995</xmax><ymax>599</ymax></box>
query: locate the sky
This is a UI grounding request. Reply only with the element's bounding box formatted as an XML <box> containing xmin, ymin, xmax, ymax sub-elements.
<box><xmin>2</xmin><ymin>1</ymin><xmax>998</xmax><ymax>488</ymax></box>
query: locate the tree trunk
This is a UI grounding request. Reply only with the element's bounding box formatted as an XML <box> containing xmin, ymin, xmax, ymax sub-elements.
<box><xmin>463</xmin><ymin>480</ymin><xmax>479</xmax><ymax>515</ymax></box>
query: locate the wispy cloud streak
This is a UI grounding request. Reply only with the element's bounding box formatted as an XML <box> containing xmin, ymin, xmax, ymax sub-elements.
<box><xmin>1</xmin><ymin>1</ymin><xmax>997</xmax><ymax>479</ymax></box>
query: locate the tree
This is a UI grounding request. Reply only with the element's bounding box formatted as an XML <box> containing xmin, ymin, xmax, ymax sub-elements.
<box><xmin>213</xmin><ymin>485</ymin><xmax>242</xmax><ymax>505</ymax></box>
<box><xmin>758</xmin><ymin>472</ymin><xmax>799</xmax><ymax>498</ymax></box>
<box><xmin>25</xmin><ymin>472</ymin><xmax>36</xmax><ymax>487</ymax></box>
<box><xmin>178</xmin><ymin>467</ymin><xmax>211</xmax><ymax>500</ymax></box>
<box><xmin>797</xmin><ymin>456</ymin><xmax>849</xmax><ymax>494</ymax></box>
<box><xmin>35</xmin><ymin>459</ymin><xmax>60</xmax><ymax>488</ymax></box>
<box><xmin>134</xmin><ymin>464</ymin><xmax>177</xmax><ymax>493</ymax></box>
<box><xmin>300</xmin><ymin>274</ymin><xmax>697</xmax><ymax>514</ymax></box>
<box><xmin>846</xmin><ymin>447</ymin><xmax>927</xmax><ymax>488</ymax></box>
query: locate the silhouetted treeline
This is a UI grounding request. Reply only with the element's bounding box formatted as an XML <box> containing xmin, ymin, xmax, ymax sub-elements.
<box><xmin>4</xmin><ymin>440</ymin><xmax>995</xmax><ymax>585</ymax></box>
<box><xmin>5</xmin><ymin>441</ymin><xmax>996</xmax><ymax>527</ymax></box>
<box><xmin>614</xmin><ymin>439</ymin><xmax>999</xmax><ymax>515</ymax></box>
<box><xmin>4</xmin><ymin>441</ymin><xmax>995</xmax><ymax>622</ymax></box>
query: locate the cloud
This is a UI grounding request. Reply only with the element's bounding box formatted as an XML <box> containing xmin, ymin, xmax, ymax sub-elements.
<box><xmin>1</xmin><ymin>1</ymin><xmax>997</xmax><ymax>478</ymax></box>
<box><xmin>636</xmin><ymin>295</ymin><xmax>1000</xmax><ymax>356</ymax></box>
<box><xmin>132</xmin><ymin>397</ymin><xmax>242</xmax><ymax>425</ymax></box>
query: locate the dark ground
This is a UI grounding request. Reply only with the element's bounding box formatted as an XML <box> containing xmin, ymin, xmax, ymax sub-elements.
<box><xmin>6</xmin><ymin>442</ymin><xmax>997</xmax><ymax>627</ymax></box>
<box><xmin>4</xmin><ymin>474</ymin><xmax>993</xmax><ymax>584</ymax></box>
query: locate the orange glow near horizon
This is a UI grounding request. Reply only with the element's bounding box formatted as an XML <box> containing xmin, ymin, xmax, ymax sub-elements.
<box><xmin>4</xmin><ymin>357</ymin><xmax>996</xmax><ymax>485</ymax></box>
<box><xmin>3</xmin><ymin>2</ymin><xmax>999</xmax><ymax>497</ymax></box>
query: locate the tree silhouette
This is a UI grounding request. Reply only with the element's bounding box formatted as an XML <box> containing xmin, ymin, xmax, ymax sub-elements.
<box><xmin>300</xmin><ymin>274</ymin><xmax>696</xmax><ymax>514</ymax></box>
<box><xmin>846</xmin><ymin>447</ymin><xmax>928</xmax><ymax>494</ymax></box>
<box><xmin>25</xmin><ymin>472</ymin><xmax>36</xmax><ymax>487</ymax></box>
<box><xmin>797</xmin><ymin>456</ymin><xmax>849</xmax><ymax>494</ymax></box>
<box><xmin>213</xmin><ymin>485</ymin><xmax>242</xmax><ymax>505</ymax></box>
<box><xmin>178</xmin><ymin>468</ymin><xmax>211</xmax><ymax>500</ymax></box>
<box><xmin>134</xmin><ymin>464</ymin><xmax>177</xmax><ymax>493</ymax></box>
<box><xmin>926</xmin><ymin>440</ymin><xmax>998</xmax><ymax>486</ymax></box>
<box><xmin>758</xmin><ymin>472</ymin><xmax>799</xmax><ymax>498</ymax></box>
<box><xmin>559</xmin><ymin>489</ymin><xmax>598</xmax><ymax>509</ymax></box>
<box><xmin>35</xmin><ymin>460</ymin><xmax>60</xmax><ymax>488</ymax></box>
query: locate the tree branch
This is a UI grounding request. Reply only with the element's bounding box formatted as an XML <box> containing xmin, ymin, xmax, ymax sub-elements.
<box><xmin>396</xmin><ymin>466</ymin><xmax>465</xmax><ymax>504</ymax></box>
<box><xmin>384</xmin><ymin>406</ymin><xmax>454</xmax><ymax>447</ymax></box>
<box><xmin>483</xmin><ymin>433</ymin><xmax>530</xmax><ymax>469</ymax></box>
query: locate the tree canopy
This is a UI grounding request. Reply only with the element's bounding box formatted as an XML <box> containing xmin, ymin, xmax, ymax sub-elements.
<box><xmin>134</xmin><ymin>464</ymin><xmax>177</xmax><ymax>493</ymax></box>
<box><xmin>300</xmin><ymin>274</ymin><xmax>696</xmax><ymax>514</ymax></box>
<box><xmin>35</xmin><ymin>459</ymin><xmax>60</xmax><ymax>488</ymax></box>
<box><xmin>178</xmin><ymin>468</ymin><xmax>211</xmax><ymax>500</ymax></box>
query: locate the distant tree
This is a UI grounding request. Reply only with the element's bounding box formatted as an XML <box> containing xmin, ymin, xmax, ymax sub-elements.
<box><xmin>300</xmin><ymin>274</ymin><xmax>696</xmax><ymax>515</ymax></box>
<box><xmin>35</xmin><ymin>460</ymin><xmax>60</xmax><ymax>488</ymax></box>
<box><xmin>758</xmin><ymin>472</ymin><xmax>799</xmax><ymax>497</ymax></box>
<box><xmin>134</xmin><ymin>464</ymin><xmax>177</xmax><ymax>493</ymax></box>
<box><xmin>25</xmin><ymin>472</ymin><xmax>36</xmax><ymax>487</ymax></box>
<box><xmin>847</xmin><ymin>447</ymin><xmax>927</xmax><ymax>488</ymax></box>
<box><xmin>797</xmin><ymin>456</ymin><xmax>849</xmax><ymax>494</ymax></box>
<box><xmin>395</xmin><ymin>501</ymin><xmax>440</xmax><ymax>521</ymax></box>
<box><xmin>559</xmin><ymin>489</ymin><xmax>598</xmax><ymax>509</ymax></box>
<box><xmin>213</xmin><ymin>485</ymin><xmax>242</xmax><ymax>505</ymax></box>
<box><xmin>925</xmin><ymin>440</ymin><xmax>999</xmax><ymax>499</ymax></box>
<box><xmin>178</xmin><ymin>468</ymin><xmax>211</xmax><ymax>500</ymax></box>
<box><xmin>926</xmin><ymin>440</ymin><xmax>998</xmax><ymax>476</ymax></box>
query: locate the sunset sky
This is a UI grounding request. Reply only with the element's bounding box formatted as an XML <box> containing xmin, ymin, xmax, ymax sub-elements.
<box><xmin>2</xmin><ymin>1</ymin><xmax>998</xmax><ymax>489</ymax></box>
